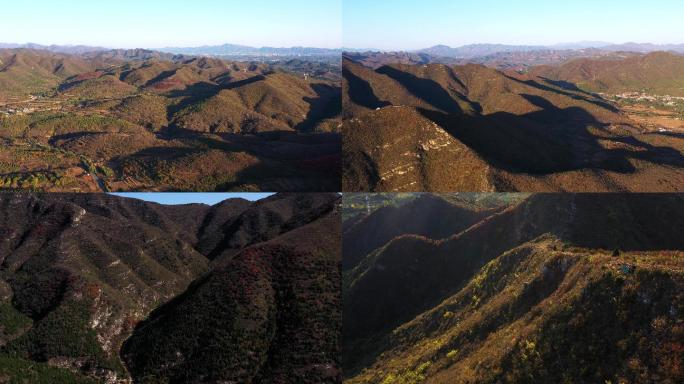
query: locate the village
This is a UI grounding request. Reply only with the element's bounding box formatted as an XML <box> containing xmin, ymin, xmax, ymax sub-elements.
<box><xmin>0</xmin><ymin>94</ymin><xmax>68</xmax><ymax>116</ymax></box>
<box><xmin>599</xmin><ymin>91</ymin><xmax>684</xmax><ymax>133</ymax></box>
<box><xmin>601</xmin><ymin>91</ymin><xmax>684</xmax><ymax>108</ymax></box>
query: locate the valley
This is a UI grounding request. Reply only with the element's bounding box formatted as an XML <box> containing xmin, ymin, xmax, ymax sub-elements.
<box><xmin>342</xmin><ymin>193</ymin><xmax>684</xmax><ymax>384</ymax></box>
<box><xmin>0</xmin><ymin>48</ymin><xmax>342</xmax><ymax>192</ymax></box>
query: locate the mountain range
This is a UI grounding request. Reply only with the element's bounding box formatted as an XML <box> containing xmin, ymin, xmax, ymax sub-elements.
<box><xmin>0</xmin><ymin>43</ymin><xmax>343</xmax><ymax>58</ymax></box>
<box><xmin>415</xmin><ymin>42</ymin><xmax>684</xmax><ymax>58</ymax></box>
<box><xmin>342</xmin><ymin>193</ymin><xmax>684</xmax><ymax>383</ymax></box>
<box><xmin>342</xmin><ymin>51</ymin><xmax>684</xmax><ymax>192</ymax></box>
<box><xmin>0</xmin><ymin>43</ymin><xmax>107</xmax><ymax>55</ymax></box>
<box><xmin>0</xmin><ymin>192</ymin><xmax>341</xmax><ymax>383</ymax></box>
<box><xmin>159</xmin><ymin>43</ymin><xmax>343</xmax><ymax>57</ymax></box>
<box><xmin>344</xmin><ymin>42</ymin><xmax>684</xmax><ymax>71</ymax></box>
<box><xmin>0</xmin><ymin>48</ymin><xmax>341</xmax><ymax>192</ymax></box>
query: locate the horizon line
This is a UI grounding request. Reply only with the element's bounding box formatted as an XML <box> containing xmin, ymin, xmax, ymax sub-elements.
<box><xmin>0</xmin><ymin>41</ymin><xmax>344</xmax><ymax>50</ymax></box>
<box><xmin>342</xmin><ymin>40</ymin><xmax>684</xmax><ymax>52</ymax></box>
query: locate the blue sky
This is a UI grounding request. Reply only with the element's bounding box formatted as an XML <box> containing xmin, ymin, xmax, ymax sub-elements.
<box><xmin>109</xmin><ymin>193</ymin><xmax>274</xmax><ymax>205</ymax></box>
<box><xmin>344</xmin><ymin>0</ymin><xmax>684</xmax><ymax>50</ymax></box>
<box><xmin>0</xmin><ymin>0</ymin><xmax>341</xmax><ymax>48</ymax></box>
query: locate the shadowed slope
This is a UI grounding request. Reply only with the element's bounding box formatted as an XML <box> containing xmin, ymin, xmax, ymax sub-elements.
<box><xmin>343</xmin><ymin>193</ymin><xmax>684</xmax><ymax>374</ymax></box>
<box><xmin>347</xmin><ymin>235</ymin><xmax>683</xmax><ymax>384</ymax></box>
<box><xmin>122</xmin><ymin>196</ymin><xmax>341</xmax><ymax>384</ymax></box>
<box><xmin>342</xmin><ymin>194</ymin><xmax>500</xmax><ymax>271</ymax></box>
<box><xmin>0</xmin><ymin>192</ymin><xmax>341</xmax><ymax>383</ymax></box>
<box><xmin>342</xmin><ymin>58</ymin><xmax>684</xmax><ymax>192</ymax></box>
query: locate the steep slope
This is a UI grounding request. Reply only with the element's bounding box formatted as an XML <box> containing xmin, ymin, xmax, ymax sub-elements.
<box><xmin>342</xmin><ymin>193</ymin><xmax>684</xmax><ymax>380</ymax></box>
<box><xmin>342</xmin><ymin>58</ymin><xmax>684</xmax><ymax>192</ymax></box>
<box><xmin>36</xmin><ymin>193</ymin><xmax>215</xmax><ymax>244</ymax></box>
<box><xmin>347</xmin><ymin>236</ymin><xmax>683</xmax><ymax>384</ymax></box>
<box><xmin>0</xmin><ymin>194</ymin><xmax>210</xmax><ymax>381</ymax></box>
<box><xmin>122</xmin><ymin>204</ymin><xmax>341</xmax><ymax>383</ymax></box>
<box><xmin>112</xmin><ymin>94</ymin><xmax>169</xmax><ymax>130</ymax></box>
<box><xmin>0</xmin><ymin>192</ymin><xmax>341</xmax><ymax>383</ymax></box>
<box><xmin>343</xmin><ymin>106</ymin><xmax>493</xmax><ymax>192</ymax></box>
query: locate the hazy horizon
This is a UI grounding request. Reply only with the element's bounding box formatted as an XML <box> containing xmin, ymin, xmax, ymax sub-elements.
<box><xmin>0</xmin><ymin>41</ymin><xmax>344</xmax><ymax>50</ymax></box>
<box><xmin>5</xmin><ymin>39</ymin><xmax>683</xmax><ymax>52</ymax></box>
<box><xmin>344</xmin><ymin>0</ymin><xmax>684</xmax><ymax>51</ymax></box>
<box><xmin>342</xmin><ymin>40</ymin><xmax>684</xmax><ymax>52</ymax></box>
<box><xmin>0</xmin><ymin>0</ymin><xmax>342</xmax><ymax>49</ymax></box>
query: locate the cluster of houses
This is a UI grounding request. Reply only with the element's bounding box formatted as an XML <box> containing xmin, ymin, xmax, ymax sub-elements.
<box><xmin>0</xmin><ymin>94</ymin><xmax>60</xmax><ymax>116</ymax></box>
<box><xmin>607</xmin><ymin>92</ymin><xmax>684</xmax><ymax>106</ymax></box>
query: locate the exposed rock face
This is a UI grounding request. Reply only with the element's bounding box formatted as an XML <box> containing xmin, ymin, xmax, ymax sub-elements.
<box><xmin>0</xmin><ymin>192</ymin><xmax>341</xmax><ymax>383</ymax></box>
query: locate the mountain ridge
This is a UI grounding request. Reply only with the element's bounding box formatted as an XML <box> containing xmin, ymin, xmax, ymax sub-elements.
<box><xmin>342</xmin><ymin>53</ymin><xmax>684</xmax><ymax>192</ymax></box>
<box><xmin>342</xmin><ymin>193</ymin><xmax>684</xmax><ymax>383</ymax></box>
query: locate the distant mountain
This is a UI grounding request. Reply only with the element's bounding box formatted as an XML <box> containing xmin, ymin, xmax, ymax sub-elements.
<box><xmin>342</xmin><ymin>47</ymin><xmax>383</xmax><ymax>53</ymax></box>
<box><xmin>0</xmin><ymin>42</ymin><xmax>343</xmax><ymax>58</ymax></box>
<box><xmin>0</xmin><ymin>43</ymin><xmax>106</xmax><ymax>54</ymax></box>
<box><xmin>550</xmin><ymin>41</ymin><xmax>612</xmax><ymax>49</ymax></box>
<box><xmin>466</xmin><ymin>48</ymin><xmax>638</xmax><ymax>70</ymax></box>
<box><xmin>418</xmin><ymin>44</ymin><xmax>546</xmax><ymax>58</ymax></box>
<box><xmin>160</xmin><ymin>43</ymin><xmax>343</xmax><ymax>57</ymax></box>
<box><xmin>343</xmin><ymin>51</ymin><xmax>445</xmax><ymax>69</ymax></box>
<box><xmin>81</xmin><ymin>48</ymin><xmax>186</xmax><ymax>61</ymax></box>
<box><xmin>416</xmin><ymin>42</ymin><xmax>684</xmax><ymax>58</ymax></box>
<box><xmin>345</xmin><ymin>48</ymin><xmax>642</xmax><ymax>71</ymax></box>
<box><xmin>603</xmin><ymin>42</ymin><xmax>684</xmax><ymax>53</ymax></box>
<box><xmin>344</xmin><ymin>49</ymin><xmax>635</xmax><ymax>70</ymax></box>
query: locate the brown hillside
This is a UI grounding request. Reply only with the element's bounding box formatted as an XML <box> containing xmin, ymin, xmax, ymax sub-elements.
<box><xmin>0</xmin><ymin>49</ymin><xmax>102</xmax><ymax>97</ymax></box>
<box><xmin>343</xmin><ymin>57</ymin><xmax>684</xmax><ymax>192</ymax></box>
<box><xmin>0</xmin><ymin>49</ymin><xmax>341</xmax><ymax>192</ymax></box>
<box><xmin>527</xmin><ymin>51</ymin><xmax>684</xmax><ymax>96</ymax></box>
